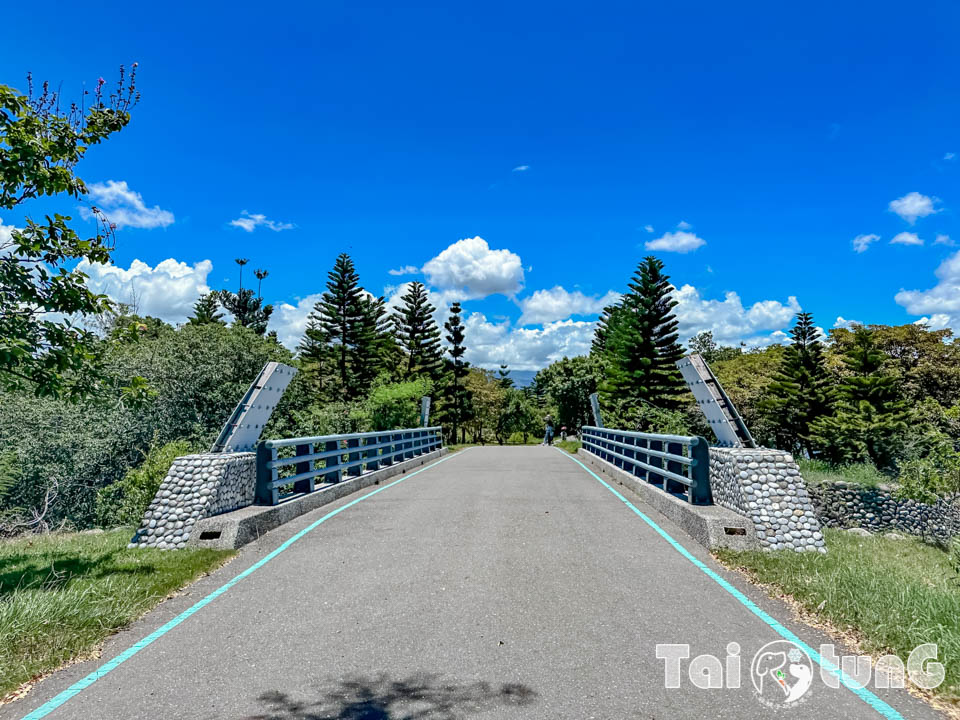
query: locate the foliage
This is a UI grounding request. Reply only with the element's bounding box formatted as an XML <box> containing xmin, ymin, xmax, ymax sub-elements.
<box><xmin>895</xmin><ymin>455</ymin><xmax>960</xmax><ymax>504</ymax></box>
<box><xmin>441</xmin><ymin>302</ymin><xmax>471</xmax><ymax>442</ymax></box>
<box><xmin>217</xmin><ymin>288</ymin><xmax>273</xmax><ymax>335</ymax></box>
<box><xmin>717</xmin><ymin>529</ymin><xmax>960</xmax><ymax>702</ymax></box>
<box><xmin>796</xmin><ymin>458</ymin><xmax>886</xmax><ymax>488</ymax></box>
<box><xmin>810</xmin><ymin>326</ymin><xmax>909</xmax><ymax>469</ymax></box>
<box><xmin>187</xmin><ymin>292</ymin><xmax>225</xmax><ymax>326</ymax></box>
<box><xmin>463</xmin><ymin>367</ymin><xmax>506</xmax><ymax>443</ymax></box>
<box><xmin>0</xmin><ymin>528</ymin><xmax>233</xmax><ymax>698</ymax></box>
<box><xmin>393</xmin><ymin>281</ymin><xmax>445</xmax><ymax>385</ymax></box>
<box><xmin>596</xmin><ymin>256</ymin><xmax>686</xmax><ymax>415</ymax></box>
<box><xmin>761</xmin><ymin>313</ymin><xmax>833</xmax><ymax>455</ymax></box>
<box><xmin>497</xmin><ymin>364</ymin><xmax>513</xmax><ymax>389</ymax></box>
<box><xmin>497</xmin><ymin>388</ymin><xmax>541</xmax><ymax>443</ymax></box>
<box><xmin>94</xmin><ymin>440</ymin><xmax>194</xmax><ymax>528</ymax></box>
<box><xmin>687</xmin><ymin>331</ymin><xmax>742</xmax><ymax>364</ymax></box>
<box><xmin>532</xmin><ymin>355</ymin><xmax>602</xmax><ymax>431</ymax></box>
<box><xmin>366</xmin><ymin>378</ymin><xmax>432</xmax><ymax>431</ymax></box>
<box><xmin>709</xmin><ymin>346</ymin><xmax>785</xmax><ymax>446</ymax></box>
<box><xmin>0</xmin><ymin>68</ymin><xmax>140</xmax><ymax>400</ymax></box>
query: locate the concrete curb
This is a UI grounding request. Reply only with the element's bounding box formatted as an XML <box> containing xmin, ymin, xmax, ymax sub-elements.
<box><xmin>574</xmin><ymin>448</ymin><xmax>759</xmax><ymax>551</ymax></box>
<box><xmin>187</xmin><ymin>447</ymin><xmax>449</xmax><ymax>549</ymax></box>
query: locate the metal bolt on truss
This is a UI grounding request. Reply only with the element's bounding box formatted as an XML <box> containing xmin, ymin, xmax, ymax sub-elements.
<box><xmin>211</xmin><ymin>362</ymin><xmax>298</xmax><ymax>453</ymax></box>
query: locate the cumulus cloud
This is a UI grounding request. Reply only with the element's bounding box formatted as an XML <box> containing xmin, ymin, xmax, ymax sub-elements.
<box><xmin>913</xmin><ymin>314</ymin><xmax>952</xmax><ymax>330</ymax></box>
<box><xmin>463</xmin><ymin>313</ymin><xmax>596</xmax><ymax>371</ymax></box>
<box><xmin>388</xmin><ymin>265</ymin><xmax>420</xmax><ymax>276</ymax></box>
<box><xmin>229</xmin><ymin>211</ymin><xmax>295</xmax><ymax>232</ymax></box>
<box><xmin>421</xmin><ymin>236</ymin><xmax>524</xmax><ymax>298</ymax></box>
<box><xmin>81</xmin><ymin>180</ymin><xmax>174</xmax><ymax>229</ymax></box>
<box><xmin>517</xmin><ymin>286</ymin><xmax>621</xmax><ymax>325</ymax></box>
<box><xmin>512</xmin><ymin>165</ymin><xmax>530</xmax><ymax>172</ymax></box>
<box><xmin>645</xmin><ymin>230</ymin><xmax>706</xmax><ymax>254</ymax></box>
<box><xmin>895</xmin><ymin>250</ymin><xmax>960</xmax><ymax>329</ymax></box>
<box><xmin>891</xmin><ymin>231</ymin><xmax>923</xmax><ymax>246</ymax></box>
<box><xmin>833</xmin><ymin>316</ymin><xmax>861</xmax><ymax>329</ymax></box>
<box><xmin>889</xmin><ymin>192</ymin><xmax>940</xmax><ymax>224</ymax></box>
<box><xmin>269</xmin><ymin>293</ymin><xmax>323</xmax><ymax>349</ymax></box>
<box><xmin>77</xmin><ymin>257</ymin><xmax>212</xmax><ymax>324</ymax></box>
<box><xmin>671</xmin><ymin>284</ymin><xmax>801</xmax><ymax>346</ymax></box>
<box><xmin>935</xmin><ymin>234</ymin><xmax>953</xmax><ymax>246</ymax></box>
<box><xmin>852</xmin><ymin>233</ymin><xmax>880</xmax><ymax>253</ymax></box>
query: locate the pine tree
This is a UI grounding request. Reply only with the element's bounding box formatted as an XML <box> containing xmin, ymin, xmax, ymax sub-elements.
<box><xmin>442</xmin><ymin>302</ymin><xmax>471</xmax><ymax>442</ymax></box>
<box><xmin>188</xmin><ymin>293</ymin><xmax>225</xmax><ymax>326</ymax></box>
<box><xmin>498</xmin><ymin>364</ymin><xmax>514</xmax><ymax>389</ymax></box>
<box><xmin>598</xmin><ymin>256</ymin><xmax>686</xmax><ymax>414</ymax></box>
<box><xmin>217</xmin><ymin>288</ymin><xmax>273</xmax><ymax>335</ymax></box>
<box><xmin>298</xmin><ymin>313</ymin><xmax>333</xmax><ymax>396</ymax></box>
<box><xmin>355</xmin><ymin>294</ymin><xmax>391</xmax><ymax>390</ymax></box>
<box><xmin>315</xmin><ymin>253</ymin><xmax>366</xmax><ymax>398</ymax></box>
<box><xmin>392</xmin><ymin>281</ymin><xmax>445</xmax><ymax>384</ymax></box>
<box><xmin>810</xmin><ymin>325</ymin><xmax>909</xmax><ymax>468</ymax></box>
<box><xmin>762</xmin><ymin>313</ymin><xmax>833</xmax><ymax>455</ymax></box>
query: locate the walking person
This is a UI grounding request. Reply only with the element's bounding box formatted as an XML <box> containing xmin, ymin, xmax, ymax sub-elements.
<box><xmin>543</xmin><ymin>416</ymin><xmax>555</xmax><ymax>446</ymax></box>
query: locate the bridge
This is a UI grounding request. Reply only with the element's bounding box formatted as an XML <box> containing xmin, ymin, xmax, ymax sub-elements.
<box><xmin>5</xmin><ymin>446</ymin><xmax>939</xmax><ymax>720</ymax></box>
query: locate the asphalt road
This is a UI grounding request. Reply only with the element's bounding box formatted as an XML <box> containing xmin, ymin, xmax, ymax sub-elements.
<box><xmin>3</xmin><ymin>446</ymin><xmax>943</xmax><ymax>720</ymax></box>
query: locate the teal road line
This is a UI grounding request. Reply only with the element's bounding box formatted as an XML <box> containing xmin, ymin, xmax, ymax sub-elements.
<box><xmin>554</xmin><ymin>448</ymin><xmax>904</xmax><ymax>720</ymax></box>
<box><xmin>19</xmin><ymin>450</ymin><xmax>463</xmax><ymax>720</ymax></box>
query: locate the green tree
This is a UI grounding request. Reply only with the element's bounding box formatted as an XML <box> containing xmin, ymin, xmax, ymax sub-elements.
<box><xmin>356</xmin><ymin>293</ymin><xmax>392</xmax><ymax>389</ymax></box>
<box><xmin>217</xmin><ymin>288</ymin><xmax>273</xmax><ymax>335</ymax></box>
<box><xmin>441</xmin><ymin>302</ymin><xmax>471</xmax><ymax>442</ymax></box>
<box><xmin>312</xmin><ymin>253</ymin><xmax>366</xmax><ymax>399</ymax></box>
<box><xmin>497</xmin><ymin>363</ymin><xmax>514</xmax><ymax>389</ymax></box>
<box><xmin>0</xmin><ymin>68</ymin><xmax>140</xmax><ymax>400</ymax></box>
<box><xmin>598</xmin><ymin>256</ymin><xmax>686</xmax><ymax>419</ymax></box>
<box><xmin>297</xmin><ymin>312</ymin><xmax>333</xmax><ymax>397</ymax></box>
<box><xmin>533</xmin><ymin>355</ymin><xmax>602</xmax><ymax>431</ymax></box>
<box><xmin>393</xmin><ymin>282</ymin><xmax>445</xmax><ymax>384</ymax></box>
<box><xmin>761</xmin><ymin>313</ymin><xmax>833</xmax><ymax>455</ymax></box>
<box><xmin>497</xmin><ymin>388</ymin><xmax>541</xmax><ymax>444</ymax></box>
<box><xmin>688</xmin><ymin>331</ymin><xmax>742</xmax><ymax>364</ymax></box>
<box><xmin>187</xmin><ymin>293</ymin><xmax>225</xmax><ymax>326</ymax></box>
<box><xmin>810</xmin><ymin>326</ymin><xmax>909</xmax><ymax>468</ymax></box>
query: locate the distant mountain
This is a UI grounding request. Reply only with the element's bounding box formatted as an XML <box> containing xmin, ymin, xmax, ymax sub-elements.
<box><xmin>506</xmin><ymin>369</ymin><xmax>537</xmax><ymax>388</ymax></box>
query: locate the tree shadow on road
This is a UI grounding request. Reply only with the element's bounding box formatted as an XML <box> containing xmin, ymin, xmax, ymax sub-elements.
<box><xmin>241</xmin><ymin>673</ymin><xmax>537</xmax><ymax>719</ymax></box>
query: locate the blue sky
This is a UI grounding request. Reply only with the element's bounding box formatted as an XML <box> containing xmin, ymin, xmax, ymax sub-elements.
<box><xmin>2</xmin><ymin>1</ymin><xmax>959</xmax><ymax>369</ymax></box>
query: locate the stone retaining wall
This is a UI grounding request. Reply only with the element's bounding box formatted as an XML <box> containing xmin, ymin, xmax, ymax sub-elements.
<box><xmin>807</xmin><ymin>482</ymin><xmax>960</xmax><ymax>540</ymax></box>
<box><xmin>709</xmin><ymin>447</ymin><xmax>825</xmax><ymax>553</ymax></box>
<box><xmin>128</xmin><ymin>452</ymin><xmax>255</xmax><ymax>549</ymax></box>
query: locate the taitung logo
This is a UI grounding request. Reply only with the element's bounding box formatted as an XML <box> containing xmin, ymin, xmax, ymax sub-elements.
<box><xmin>751</xmin><ymin>640</ymin><xmax>814</xmax><ymax>707</ymax></box>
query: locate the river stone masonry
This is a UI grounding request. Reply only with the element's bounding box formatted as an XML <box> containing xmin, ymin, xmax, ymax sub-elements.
<box><xmin>128</xmin><ymin>452</ymin><xmax>255</xmax><ymax>549</ymax></box>
<box><xmin>709</xmin><ymin>447</ymin><xmax>825</xmax><ymax>553</ymax></box>
<box><xmin>807</xmin><ymin>482</ymin><xmax>960</xmax><ymax>540</ymax></box>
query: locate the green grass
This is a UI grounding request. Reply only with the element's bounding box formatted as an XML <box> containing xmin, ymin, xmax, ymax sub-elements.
<box><xmin>798</xmin><ymin>458</ymin><xmax>888</xmax><ymax>488</ymax></box>
<box><xmin>0</xmin><ymin>528</ymin><xmax>234</xmax><ymax>698</ymax></box>
<box><xmin>554</xmin><ymin>439</ymin><xmax>581</xmax><ymax>454</ymax></box>
<box><xmin>716</xmin><ymin>528</ymin><xmax>960</xmax><ymax>703</ymax></box>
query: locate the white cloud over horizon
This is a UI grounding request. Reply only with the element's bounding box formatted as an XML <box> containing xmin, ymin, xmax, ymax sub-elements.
<box><xmin>889</xmin><ymin>192</ymin><xmax>940</xmax><ymax>224</ymax></box>
<box><xmin>422</xmin><ymin>236</ymin><xmax>524</xmax><ymax>298</ymax></box>
<box><xmin>645</xmin><ymin>230</ymin><xmax>706</xmax><ymax>254</ymax></box>
<box><xmin>895</xmin><ymin>250</ymin><xmax>960</xmax><ymax>330</ymax></box>
<box><xmin>229</xmin><ymin>211</ymin><xmax>295</xmax><ymax>232</ymax></box>
<box><xmin>671</xmin><ymin>284</ymin><xmax>801</xmax><ymax>346</ymax></box>
<box><xmin>81</xmin><ymin>180</ymin><xmax>174</xmax><ymax>229</ymax></box>
<box><xmin>517</xmin><ymin>286</ymin><xmax>621</xmax><ymax>325</ymax></box>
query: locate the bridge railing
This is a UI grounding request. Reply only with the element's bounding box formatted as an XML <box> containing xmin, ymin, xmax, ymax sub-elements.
<box><xmin>255</xmin><ymin>427</ymin><xmax>442</xmax><ymax>505</ymax></box>
<box><xmin>580</xmin><ymin>426</ymin><xmax>712</xmax><ymax>505</ymax></box>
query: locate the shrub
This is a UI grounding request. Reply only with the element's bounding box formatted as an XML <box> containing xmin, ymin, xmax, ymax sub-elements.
<box><xmin>366</xmin><ymin>378</ymin><xmax>433</xmax><ymax>431</ymax></box>
<box><xmin>95</xmin><ymin>440</ymin><xmax>195</xmax><ymax>528</ymax></box>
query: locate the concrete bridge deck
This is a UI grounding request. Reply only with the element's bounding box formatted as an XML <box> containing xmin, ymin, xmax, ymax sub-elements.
<box><xmin>4</xmin><ymin>447</ymin><xmax>940</xmax><ymax>720</ymax></box>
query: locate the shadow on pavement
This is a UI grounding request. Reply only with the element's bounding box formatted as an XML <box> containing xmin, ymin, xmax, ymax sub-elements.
<box><xmin>240</xmin><ymin>673</ymin><xmax>537</xmax><ymax>719</ymax></box>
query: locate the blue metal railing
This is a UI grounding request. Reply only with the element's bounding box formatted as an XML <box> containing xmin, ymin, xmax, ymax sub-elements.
<box><xmin>255</xmin><ymin>427</ymin><xmax>442</xmax><ymax>505</ymax></box>
<box><xmin>580</xmin><ymin>426</ymin><xmax>712</xmax><ymax>505</ymax></box>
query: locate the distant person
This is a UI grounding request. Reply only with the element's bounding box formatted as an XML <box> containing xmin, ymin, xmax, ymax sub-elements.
<box><xmin>543</xmin><ymin>416</ymin><xmax>554</xmax><ymax>446</ymax></box>
<box><xmin>560</xmin><ymin>425</ymin><xmax>568</xmax><ymax>441</ymax></box>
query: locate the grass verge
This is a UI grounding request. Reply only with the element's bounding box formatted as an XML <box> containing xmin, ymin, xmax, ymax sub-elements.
<box><xmin>797</xmin><ymin>458</ymin><xmax>887</xmax><ymax>488</ymax></box>
<box><xmin>554</xmin><ymin>439</ymin><xmax>581</xmax><ymax>455</ymax></box>
<box><xmin>0</xmin><ymin>528</ymin><xmax>235</xmax><ymax>699</ymax></box>
<box><xmin>716</xmin><ymin>528</ymin><xmax>960</xmax><ymax>705</ymax></box>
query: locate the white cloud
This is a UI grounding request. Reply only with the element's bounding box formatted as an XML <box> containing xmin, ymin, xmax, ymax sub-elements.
<box><xmin>422</xmin><ymin>236</ymin><xmax>524</xmax><ymax>298</ymax></box>
<box><xmin>891</xmin><ymin>231</ymin><xmax>923</xmax><ymax>246</ymax></box>
<box><xmin>645</xmin><ymin>230</ymin><xmax>706</xmax><ymax>254</ymax></box>
<box><xmin>945</xmin><ymin>153</ymin><xmax>956</xmax><ymax>161</ymax></box>
<box><xmin>77</xmin><ymin>257</ymin><xmax>212</xmax><ymax>324</ymax></box>
<box><xmin>895</xmin><ymin>250</ymin><xmax>960</xmax><ymax>330</ymax></box>
<box><xmin>229</xmin><ymin>211</ymin><xmax>295</xmax><ymax>233</ymax></box>
<box><xmin>517</xmin><ymin>286</ymin><xmax>621</xmax><ymax>325</ymax></box>
<box><xmin>852</xmin><ymin>233</ymin><xmax>880</xmax><ymax>253</ymax></box>
<box><xmin>463</xmin><ymin>313</ymin><xmax>596</xmax><ymax>371</ymax></box>
<box><xmin>672</xmin><ymin>284</ymin><xmax>801</xmax><ymax>346</ymax></box>
<box><xmin>913</xmin><ymin>314</ymin><xmax>952</xmax><ymax>330</ymax></box>
<box><xmin>269</xmin><ymin>293</ymin><xmax>323</xmax><ymax>350</ymax></box>
<box><xmin>512</xmin><ymin>165</ymin><xmax>530</xmax><ymax>172</ymax></box>
<box><xmin>676</xmin><ymin>220</ymin><xmax>692</xmax><ymax>230</ymax></box>
<box><xmin>643</xmin><ymin>225</ymin><xmax>654</xmax><ymax>233</ymax></box>
<box><xmin>0</xmin><ymin>219</ymin><xmax>14</xmax><ymax>249</ymax></box>
<box><xmin>82</xmin><ymin>180</ymin><xmax>174</xmax><ymax>229</ymax></box>
<box><xmin>935</xmin><ymin>234</ymin><xmax>953</xmax><ymax>246</ymax></box>
<box><xmin>888</xmin><ymin>192</ymin><xmax>940</xmax><ymax>224</ymax></box>
<box><xmin>388</xmin><ymin>265</ymin><xmax>420</xmax><ymax>276</ymax></box>
<box><xmin>833</xmin><ymin>316</ymin><xmax>861</xmax><ymax>329</ymax></box>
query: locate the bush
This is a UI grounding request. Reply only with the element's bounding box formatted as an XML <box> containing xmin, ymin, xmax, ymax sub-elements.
<box><xmin>94</xmin><ymin>440</ymin><xmax>195</xmax><ymax>528</ymax></box>
<box><xmin>896</xmin><ymin>455</ymin><xmax>960</xmax><ymax>504</ymax></box>
<box><xmin>366</xmin><ymin>378</ymin><xmax>432</xmax><ymax>431</ymax></box>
